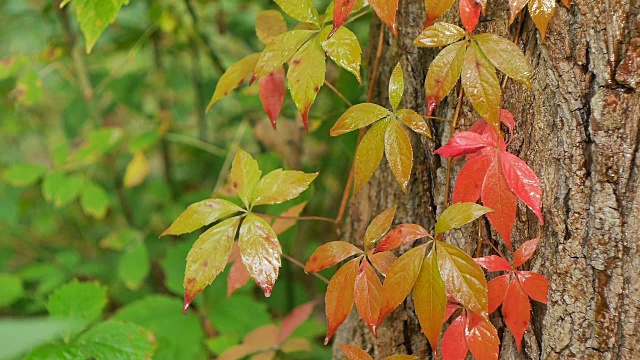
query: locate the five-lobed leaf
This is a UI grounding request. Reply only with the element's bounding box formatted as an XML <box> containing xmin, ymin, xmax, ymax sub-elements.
<box><xmin>255</xmin><ymin>30</ymin><xmax>315</xmax><ymax>78</ymax></box>
<box><xmin>252</xmin><ymin>169</ymin><xmax>318</xmax><ymax>206</ymax></box>
<box><xmin>256</xmin><ymin>10</ymin><xmax>288</xmax><ymax>44</ymax></box>
<box><xmin>305</xmin><ymin>241</ymin><xmax>363</xmax><ymax>273</ymax></box>
<box><xmin>435</xmin><ymin>202</ymin><xmax>493</xmax><ymax>234</ymax></box>
<box><xmin>274</xmin><ymin>0</ymin><xmax>319</xmax><ymax>24</ymax></box>
<box><xmin>388</xmin><ymin>63</ymin><xmax>404</xmax><ymax>110</ymax></box>
<box><xmin>325</xmin><ymin>258</ymin><xmax>359</xmax><ymax>344</ymax></box>
<box><xmin>183</xmin><ymin>217</ymin><xmax>240</xmax><ymax>312</ymax></box>
<box><xmin>414</xmin><ymin>23</ymin><xmax>467</xmax><ymax>48</ymax></box>
<box><xmin>238</xmin><ymin>214</ymin><xmax>282</xmax><ymax>297</ymax></box>
<box><xmin>354</xmin><ymin>120</ymin><xmax>388</xmax><ymax>194</ymax></box>
<box><xmin>207</xmin><ymin>53</ymin><xmax>260</xmax><ymax>112</ymax></box>
<box><xmin>474</xmin><ymin>33</ymin><xmax>532</xmax><ymax>87</ymax></box>
<box><xmin>462</xmin><ymin>41</ymin><xmax>501</xmax><ymax>128</ymax></box>
<box><xmin>414</xmin><ymin>250</ymin><xmax>447</xmax><ymax>353</ymax></box>
<box><xmin>385</xmin><ymin>120</ymin><xmax>413</xmax><ymax>192</ymax></box>
<box><xmin>288</xmin><ymin>40</ymin><xmax>327</xmax><ymax>131</ymax></box>
<box><xmin>354</xmin><ymin>261</ymin><xmax>384</xmax><ymax>336</ymax></box>
<box><xmin>364</xmin><ymin>206</ymin><xmax>397</xmax><ymax>249</ymax></box>
<box><xmin>161</xmin><ymin>199</ymin><xmax>244</xmax><ymax>236</ymax></box>
<box><xmin>331</xmin><ymin>103</ymin><xmax>392</xmax><ymax>136</ymax></box>
<box><xmin>424</xmin><ymin>40</ymin><xmax>467</xmax><ymax>115</ymax></box>
<box><xmin>321</xmin><ymin>26</ymin><xmax>363</xmax><ymax>83</ymax></box>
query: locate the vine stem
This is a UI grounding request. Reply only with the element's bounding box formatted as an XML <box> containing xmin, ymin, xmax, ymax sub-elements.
<box><xmin>421</xmin><ymin>114</ymin><xmax>452</xmax><ymax>122</ymax></box>
<box><xmin>256</xmin><ymin>212</ymin><xmax>337</xmax><ymax>224</ymax></box>
<box><xmin>324</xmin><ymin>80</ymin><xmax>353</xmax><ymax>107</ymax></box>
<box><xmin>282</xmin><ymin>253</ymin><xmax>330</xmax><ymax>284</ymax></box>
<box><xmin>443</xmin><ymin>86</ymin><xmax>465</xmax><ymax>207</ymax></box>
<box><xmin>483</xmin><ymin>238</ymin><xmax>508</xmax><ymax>261</ymax></box>
<box><xmin>335</xmin><ymin>22</ymin><xmax>386</xmax><ymax>228</ymax></box>
<box><xmin>163</xmin><ymin>132</ymin><xmax>227</xmax><ymax>157</ymax></box>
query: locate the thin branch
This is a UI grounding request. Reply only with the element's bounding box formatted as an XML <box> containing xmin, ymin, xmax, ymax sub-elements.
<box><xmin>256</xmin><ymin>212</ymin><xmax>336</xmax><ymax>224</ymax></box>
<box><xmin>343</xmin><ymin>8</ymin><xmax>374</xmax><ymax>26</ymax></box>
<box><xmin>324</xmin><ymin>80</ymin><xmax>353</xmax><ymax>107</ymax></box>
<box><xmin>483</xmin><ymin>238</ymin><xmax>508</xmax><ymax>260</ymax></box>
<box><xmin>183</xmin><ymin>0</ymin><xmax>225</xmax><ymax>74</ymax></box>
<box><xmin>163</xmin><ymin>132</ymin><xmax>227</xmax><ymax>157</ymax></box>
<box><xmin>443</xmin><ymin>86</ymin><xmax>465</xmax><ymax>206</ymax></box>
<box><xmin>282</xmin><ymin>253</ymin><xmax>330</xmax><ymax>284</ymax></box>
<box><xmin>421</xmin><ymin>114</ymin><xmax>452</xmax><ymax>122</ymax></box>
<box><xmin>213</xmin><ymin>118</ymin><xmax>249</xmax><ymax>193</ymax></box>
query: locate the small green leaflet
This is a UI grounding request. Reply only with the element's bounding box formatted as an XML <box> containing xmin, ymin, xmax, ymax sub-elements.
<box><xmin>80</xmin><ymin>181</ymin><xmax>110</xmax><ymax>219</ymax></box>
<box><xmin>77</xmin><ymin>320</ymin><xmax>155</xmax><ymax>359</ymax></box>
<box><xmin>274</xmin><ymin>0</ymin><xmax>319</xmax><ymax>24</ymax></box>
<box><xmin>3</xmin><ymin>163</ymin><xmax>47</xmax><ymax>187</ymax></box>
<box><xmin>62</xmin><ymin>0</ymin><xmax>130</xmax><ymax>53</ymax></box>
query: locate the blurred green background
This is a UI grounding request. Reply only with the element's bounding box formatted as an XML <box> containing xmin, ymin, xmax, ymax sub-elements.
<box><xmin>0</xmin><ymin>0</ymin><xmax>372</xmax><ymax>358</ymax></box>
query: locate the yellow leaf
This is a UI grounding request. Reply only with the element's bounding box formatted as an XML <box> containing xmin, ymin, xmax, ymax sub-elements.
<box><xmin>388</xmin><ymin>63</ymin><xmax>404</xmax><ymax>110</ymax></box>
<box><xmin>230</xmin><ymin>149</ymin><xmax>262</xmax><ymax>208</ymax></box>
<box><xmin>413</xmin><ymin>250</ymin><xmax>446</xmax><ymax>350</ymax></box>
<box><xmin>238</xmin><ymin>214</ymin><xmax>282</xmax><ymax>297</ymax></box>
<box><xmin>424</xmin><ymin>0</ymin><xmax>456</xmax><ymax>26</ymax></box>
<box><xmin>252</xmin><ymin>169</ymin><xmax>318</xmax><ymax>206</ymax></box>
<box><xmin>474</xmin><ymin>33</ymin><xmax>531</xmax><ymax>87</ymax></box>
<box><xmin>364</xmin><ymin>206</ymin><xmax>397</xmax><ymax>249</ymax></box>
<box><xmin>207</xmin><ymin>53</ymin><xmax>260</xmax><ymax>112</ymax></box>
<box><xmin>396</xmin><ymin>109</ymin><xmax>431</xmax><ymax>138</ymax></box>
<box><xmin>271</xmin><ymin>201</ymin><xmax>308</xmax><ymax>234</ymax></box>
<box><xmin>354</xmin><ymin>120</ymin><xmax>389</xmax><ymax>194</ymax></box>
<box><xmin>274</xmin><ymin>0</ymin><xmax>319</xmax><ymax>24</ymax></box>
<box><xmin>461</xmin><ymin>41</ymin><xmax>500</xmax><ymax>128</ymax></box>
<box><xmin>384</xmin><ymin>121</ymin><xmax>413</xmax><ymax>192</ymax></box>
<box><xmin>256</xmin><ymin>10</ymin><xmax>287</xmax><ymax>44</ymax></box>
<box><xmin>256</xmin><ymin>30</ymin><xmax>315</xmax><ymax>77</ymax></box>
<box><xmin>124</xmin><ymin>151</ymin><xmax>149</xmax><ymax>189</ymax></box>
<box><xmin>320</xmin><ymin>26</ymin><xmax>362</xmax><ymax>82</ymax></box>
<box><xmin>529</xmin><ymin>0</ymin><xmax>556</xmax><ymax>39</ymax></box>
<box><xmin>414</xmin><ymin>22</ymin><xmax>467</xmax><ymax>48</ymax></box>
<box><xmin>287</xmin><ymin>40</ymin><xmax>326</xmax><ymax>130</ymax></box>
<box><xmin>331</xmin><ymin>103</ymin><xmax>392</xmax><ymax>136</ymax></box>
<box><xmin>161</xmin><ymin>199</ymin><xmax>244</xmax><ymax>236</ymax></box>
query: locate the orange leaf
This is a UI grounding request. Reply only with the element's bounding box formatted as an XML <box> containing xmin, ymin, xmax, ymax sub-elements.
<box><xmin>529</xmin><ymin>0</ymin><xmax>555</xmax><ymax>39</ymax></box>
<box><xmin>325</xmin><ymin>259</ymin><xmax>359</xmax><ymax>344</ymax></box>
<box><xmin>502</xmin><ymin>277</ymin><xmax>530</xmax><ymax>350</ymax></box>
<box><xmin>271</xmin><ymin>201</ymin><xmax>308</xmax><ymax>235</ymax></box>
<box><xmin>487</xmin><ymin>274</ymin><xmax>509</xmax><ymax>314</ymax></box>
<box><xmin>278</xmin><ymin>301</ymin><xmax>315</xmax><ymax>344</ymax></box>
<box><xmin>378</xmin><ymin>244</ymin><xmax>427</xmax><ymax>324</ymax></box>
<box><xmin>459</xmin><ymin>0</ymin><xmax>482</xmax><ymax>34</ymax></box>
<box><xmin>424</xmin><ymin>0</ymin><xmax>456</xmax><ymax>27</ymax></box>
<box><xmin>340</xmin><ymin>344</ymin><xmax>373</xmax><ymax>360</ymax></box>
<box><xmin>367</xmin><ymin>251</ymin><xmax>397</xmax><ymax>277</ymax></box>
<box><xmin>305</xmin><ymin>241</ymin><xmax>362</xmax><ymax>272</ymax></box>
<box><xmin>238</xmin><ymin>214</ymin><xmax>282</xmax><ymax>297</ymax></box>
<box><xmin>354</xmin><ymin>119</ymin><xmax>389</xmax><ymax>194</ymax></box>
<box><xmin>368</xmin><ymin>0</ymin><xmax>399</xmax><ymax>35</ymax></box>
<box><xmin>465</xmin><ymin>313</ymin><xmax>499</xmax><ymax>360</ymax></box>
<box><xmin>441</xmin><ymin>314</ymin><xmax>468</xmax><ymax>360</ymax></box>
<box><xmin>243</xmin><ymin>324</ymin><xmax>279</xmax><ymax>353</ymax></box>
<box><xmin>374</xmin><ymin>224</ymin><xmax>430</xmax><ymax>253</ymax></box>
<box><xmin>385</xmin><ymin>120</ymin><xmax>413</xmax><ymax>192</ymax></box>
<box><xmin>227</xmin><ymin>243</ymin><xmax>252</xmax><ymax>297</ymax></box>
<box><xmin>396</xmin><ymin>109</ymin><xmax>431</xmax><ymax>137</ymax></box>
<box><xmin>413</xmin><ymin>249</ymin><xmax>446</xmax><ymax>351</ymax></box>
<box><xmin>508</xmin><ymin>0</ymin><xmax>529</xmax><ymax>24</ymax></box>
<box><xmin>481</xmin><ymin>156</ymin><xmax>517</xmax><ymax>249</ymax></box>
<box><xmin>517</xmin><ymin>271</ymin><xmax>549</xmax><ymax>304</ymax></box>
<box><xmin>364</xmin><ymin>206</ymin><xmax>397</xmax><ymax>249</ymax></box>
<box><xmin>354</xmin><ymin>261</ymin><xmax>384</xmax><ymax>336</ymax></box>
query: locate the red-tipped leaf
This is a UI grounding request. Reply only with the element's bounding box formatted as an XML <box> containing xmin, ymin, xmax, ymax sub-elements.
<box><xmin>374</xmin><ymin>224</ymin><xmax>430</xmax><ymax>253</ymax></box>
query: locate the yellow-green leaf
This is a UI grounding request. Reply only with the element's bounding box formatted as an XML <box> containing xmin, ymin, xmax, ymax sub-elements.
<box><xmin>256</xmin><ymin>10</ymin><xmax>288</xmax><ymax>44</ymax></box>
<box><xmin>354</xmin><ymin>120</ymin><xmax>389</xmax><ymax>194</ymax></box>
<box><xmin>424</xmin><ymin>0</ymin><xmax>456</xmax><ymax>26</ymax></box>
<box><xmin>230</xmin><ymin>149</ymin><xmax>262</xmax><ymax>208</ymax></box>
<box><xmin>331</xmin><ymin>103</ymin><xmax>392</xmax><ymax>136</ymax></box>
<box><xmin>435</xmin><ymin>202</ymin><xmax>493</xmax><ymax>234</ymax></box>
<box><xmin>184</xmin><ymin>217</ymin><xmax>240</xmax><ymax>310</ymax></box>
<box><xmin>320</xmin><ymin>26</ymin><xmax>362</xmax><ymax>83</ymax></box>
<box><xmin>161</xmin><ymin>199</ymin><xmax>244</xmax><ymax>236</ymax></box>
<box><xmin>529</xmin><ymin>0</ymin><xmax>555</xmax><ymax>39</ymax></box>
<box><xmin>255</xmin><ymin>30</ymin><xmax>314</xmax><ymax>77</ymax></box>
<box><xmin>413</xmin><ymin>249</ymin><xmax>446</xmax><ymax>350</ymax></box>
<box><xmin>364</xmin><ymin>206</ymin><xmax>397</xmax><ymax>249</ymax></box>
<box><xmin>385</xmin><ymin>120</ymin><xmax>413</xmax><ymax>192</ymax></box>
<box><xmin>396</xmin><ymin>109</ymin><xmax>431</xmax><ymax>137</ymax></box>
<box><xmin>118</xmin><ymin>242</ymin><xmax>149</xmax><ymax>290</ymax></box>
<box><xmin>238</xmin><ymin>214</ymin><xmax>282</xmax><ymax>297</ymax></box>
<box><xmin>436</xmin><ymin>241</ymin><xmax>488</xmax><ymax>316</ymax></box>
<box><xmin>207</xmin><ymin>53</ymin><xmax>260</xmax><ymax>112</ymax></box>
<box><xmin>414</xmin><ymin>22</ymin><xmax>467</xmax><ymax>48</ymax></box>
<box><xmin>474</xmin><ymin>33</ymin><xmax>531</xmax><ymax>87</ymax></box>
<box><xmin>287</xmin><ymin>40</ymin><xmax>326</xmax><ymax>129</ymax></box>
<box><xmin>274</xmin><ymin>0</ymin><xmax>319</xmax><ymax>24</ymax></box>
<box><xmin>80</xmin><ymin>181</ymin><xmax>110</xmax><ymax>219</ymax></box>
<box><xmin>388</xmin><ymin>63</ymin><xmax>404</xmax><ymax>110</ymax></box>
<box><xmin>123</xmin><ymin>151</ymin><xmax>149</xmax><ymax>189</ymax></box>
<box><xmin>3</xmin><ymin>163</ymin><xmax>47</xmax><ymax>187</ymax></box>
<box><xmin>461</xmin><ymin>41</ymin><xmax>501</xmax><ymax>128</ymax></box>
<box><xmin>251</xmin><ymin>169</ymin><xmax>318</xmax><ymax>206</ymax></box>
<box><xmin>68</xmin><ymin>0</ymin><xmax>130</xmax><ymax>53</ymax></box>
<box><xmin>43</xmin><ymin>172</ymin><xmax>85</xmax><ymax>208</ymax></box>
<box><xmin>425</xmin><ymin>41</ymin><xmax>467</xmax><ymax>114</ymax></box>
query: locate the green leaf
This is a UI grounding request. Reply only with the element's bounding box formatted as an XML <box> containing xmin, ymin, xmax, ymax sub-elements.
<box><xmin>206</xmin><ymin>53</ymin><xmax>260</xmax><ymax>111</ymax></box>
<box><xmin>461</xmin><ymin>41</ymin><xmax>501</xmax><ymax>128</ymax></box>
<box><xmin>256</xmin><ymin>10</ymin><xmax>288</xmax><ymax>44</ymax></box>
<box><xmin>128</xmin><ymin>130</ymin><xmax>161</xmax><ymax>153</ymax></box>
<box><xmin>65</xmin><ymin>127</ymin><xmax>124</xmax><ymax>168</ymax></box>
<box><xmin>100</xmin><ymin>228</ymin><xmax>143</xmax><ymax>251</ymax></box>
<box><xmin>47</xmin><ymin>280</ymin><xmax>107</xmax><ymax>331</ymax></box>
<box><xmin>3</xmin><ymin>318</ymin><xmax>81</xmax><ymax>360</ymax></box>
<box><xmin>113</xmin><ymin>295</ymin><xmax>206</xmax><ymax>360</ymax></box>
<box><xmin>77</xmin><ymin>320</ymin><xmax>155</xmax><ymax>360</ymax></box>
<box><xmin>183</xmin><ymin>217</ymin><xmax>241</xmax><ymax>310</ymax></box>
<box><xmin>320</xmin><ymin>26</ymin><xmax>362</xmax><ymax>82</ymax></box>
<box><xmin>238</xmin><ymin>214</ymin><xmax>282</xmax><ymax>297</ymax></box>
<box><xmin>287</xmin><ymin>40</ymin><xmax>327</xmax><ymax>130</ymax></box>
<box><xmin>274</xmin><ymin>0</ymin><xmax>319</xmax><ymax>23</ymax></box>
<box><xmin>364</xmin><ymin>206</ymin><xmax>397</xmax><ymax>249</ymax></box>
<box><xmin>0</xmin><ymin>273</ymin><xmax>23</xmax><ymax>307</ymax></box>
<box><xmin>414</xmin><ymin>22</ymin><xmax>467</xmax><ymax>47</ymax></box>
<box><xmin>69</xmin><ymin>0</ymin><xmax>130</xmax><ymax>53</ymax></box>
<box><xmin>160</xmin><ymin>242</ymin><xmax>191</xmax><ymax>296</ymax></box>
<box><xmin>118</xmin><ymin>242</ymin><xmax>150</xmax><ymax>291</ymax></box>
<box><xmin>436</xmin><ymin>242</ymin><xmax>488</xmax><ymax>315</ymax></box>
<box><xmin>208</xmin><ymin>295</ymin><xmax>272</xmax><ymax>337</ymax></box>
<box><xmin>331</xmin><ymin>103</ymin><xmax>392</xmax><ymax>136</ymax></box>
<box><xmin>0</xmin><ymin>55</ymin><xmax>28</xmax><ymax>81</ymax></box>
<box><xmin>388</xmin><ymin>63</ymin><xmax>404</xmax><ymax>110</ymax></box>
<box><xmin>15</xmin><ymin>69</ymin><xmax>43</xmax><ymax>106</ymax></box>
<box><xmin>255</xmin><ymin>30</ymin><xmax>315</xmax><ymax>77</ymax></box>
<box><xmin>354</xmin><ymin>119</ymin><xmax>389</xmax><ymax>194</ymax></box>
<box><xmin>385</xmin><ymin>120</ymin><xmax>413</xmax><ymax>192</ymax></box>
<box><xmin>161</xmin><ymin>198</ymin><xmax>244</xmax><ymax>236</ymax></box>
<box><xmin>3</xmin><ymin>163</ymin><xmax>47</xmax><ymax>187</ymax></box>
<box><xmin>413</xmin><ymin>250</ymin><xmax>446</xmax><ymax>351</ymax></box>
<box><xmin>473</xmin><ymin>33</ymin><xmax>532</xmax><ymax>87</ymax></box>
<box><xmin>252</xmin><ymin>169</ymin><xmax>318</xmax><ymax>206</ymax></box>
<box><xmin>435</xmin><ymin>202</ymin><xmax>493</xmax><ymax>234</ymax></box>
<box><xmin>230</xmin><ymin>149</ymin><xmax>262</xmax><ymax>208</ymax></box>
<box><xmin>425</xmin><ymin>41</ymin><xmax>467</xmax><ymax>114</ymax></box>
<box><xmin>80</xmin><ymin>180</ymin><xmax>110</xmax><ymax>219</ymax></box>
<box><xmin>396</xmin><ymin>109</ymin><xmax>431</xmax><ymax>137</ymax></box>
<box><xmin>42</xmin><ymin>172</ymin><xmax>85</xmax><ymax>208</ymax></box>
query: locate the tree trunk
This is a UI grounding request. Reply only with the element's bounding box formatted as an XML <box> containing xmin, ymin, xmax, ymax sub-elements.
<box><xmin>333</xmin><ymin>0</ymin><xmax>640</xmax><ymax>359</ymax></box>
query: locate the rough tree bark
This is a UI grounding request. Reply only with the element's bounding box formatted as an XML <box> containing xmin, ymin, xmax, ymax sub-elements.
<box><xmin>333</xmin><ymin>0</ymin><xmax>640</xmax><ymax>359</ymax></box>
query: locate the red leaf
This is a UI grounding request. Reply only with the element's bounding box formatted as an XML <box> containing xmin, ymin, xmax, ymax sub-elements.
<box><xmin>434</xmin><ymin>131</ymin><xmax>495</xmax><ymax>158</ymax></box>
<box><xmin>502</xmin><ymin>277</ymin><xmax>530</xmax><ymax>350</ymax></box>
<box><xmin>305</xmin><ymin>241</ymin><xmax>362</xmax><ymax>273</ymax></box>
<box><xmin>325</xmin><ymin>258</ymin><xmax>360</xmax><ymax>344</ymax></box>
<box><xmin>474</xmin><ymin>255</ymin><xmax>511</xmax><ymax>271</ymax></box>
<box><xmin>354</xmin><ymin>261</ymin><xmax>384</xmax><ymax>336</ymax></box>
<box><xmin>481</xmin><ymin>157</ymin><xmax>517</xmax><ymax>249</ymax></box>
<box><xmin>444</xmin><ymin>303</ymin><xmax>460</xmax><ymax>322</ymax></box>
<box><xmin>452</xmin><ymin>150</ymin><xmax>494</xmax><ymax>203</ymax></box>
<box><xmin>500</xmin><ymin>151</ymin><xmax>543</xmax><ymax>224</ymax></box>
<box><xmin>339</xmin><ymin>344</ymin><xmax>373</xmax><ymax>360</ymax></box>
<box><xmin>517</xmin><ymin>271</ymin><xmax>549</xmax><ymax>304</ymax></box>
<box><xmin>459</xmin><ymin>0</ymin><xmax>482</xmax><ymax>34</ymax></box>
<box><xmin>277</xmin><ymin>301</ymin><xmax>315</xmax><ymax>344</ymax></box>
<box><xmin>259</xmin><ymin>67</ymin><xmax>286</xmax><ymax>129</ymax></box>
<box><xmin>373</xmin><ymin>224</ymin><xmax>430</xmax><ymax>253</ymax></box>
<box><xmin>513</xmin><ymin>238</ymin><xmax>540</xmax><ymax>268</ymax></box>
<box><xmin>441</xmin><ymin>314</ymin><xmax>468</xmax><ymax>360</ymax></box>
<box><xmin>332</xmin><ymin>0</ymin><xmax>358</xmax><ymax>37</ymax></box>
<box><xmin>468</xmin><ymin>109</ymin><xmax>515</xmax><ymax>141</ymax></box>
<box><xmin>465</xmin><ymin>312</ymin><xmax>500</xmax><ymax>360</ymax></box>
<box><xmin>227</xmin><ymin>243</ymin><xmax>251</xmax><ymax>297</ymax></box>
<box><xmin>487</xmin><ymin>274</ymin><xmax>510</xmax><ymax>314</ymax></box>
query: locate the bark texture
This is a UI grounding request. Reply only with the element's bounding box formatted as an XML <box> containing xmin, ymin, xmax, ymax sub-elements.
<box><xmin>333</xmin><ymin>0</ymin><xmax>640</xmax><ymax>359</ymax></box>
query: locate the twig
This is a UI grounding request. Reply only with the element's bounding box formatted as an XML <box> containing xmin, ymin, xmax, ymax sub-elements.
<box><xmin>213</xmin><ymin>118</ymin><xmax>249</xmax><ymax>193</ymax></box>
<box><xmin>282</xmin><ymin>253</ymin><xmax>330</xmax><ymax>284</ymax></box>
<box><xmin>421</xmin><ymin>114</ymin><xmax>452</xmax><ymax>122</ymax></box>
<box><xmin>256</xmin><ymin>212</ymin><xmax>336</xmax><ymax>224</ymax></box>
<box><xmin>483</xmin><ymin>238</ymin><xmax>508</xmax><ymax>260</ymax></box>
<box><xmin>343</xmin><ymin>9</ymin><xmax>374</xmax><ymax>26</ymax></box>
<box><xmin>443</xmin><ymin>86</ymin><xmax>465</xmax><ymax>206</ymax></box>
<box><xmin>324</xmin><ymin>80</ymin><xmax>353</xmax><ymax>107</ymax></box>
<box><xmin>163</xmin><ymin>132</ymin><xmax>227</xmax><ymax>157</ymax></box>
<box><xmin>183</xmin><ymin>0</ymin><xmax>225</xmax><ymax>74</ymax></box>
